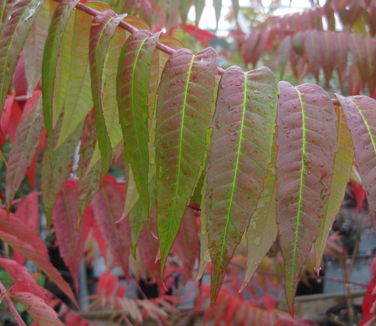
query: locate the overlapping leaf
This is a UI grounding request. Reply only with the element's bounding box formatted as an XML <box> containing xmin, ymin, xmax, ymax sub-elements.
<box><xmin>89</xmin><ymin>10</ymin><xmax>125</xmax><ymax>177</ymax></box>
<box><xmin>5</xmin><ymin>91</ymin><xmax>43</xmax><ymax>205</ymax></box>
<box><xmin>336</xmin><ymin>95</ymin><xmax>376</xmax><ymax>216</ymax></box>
<box><xmin>241</xmin><ymin>141</ymin><xmax>278</xmax><ymax>291</ymax></box>
<box><xmin>41</xmin><ymin>0</ymin><xmax>80</xmax><ymax>136</ymax></box>
<box><xmin>12</xmin><ymin>292</ymin><xmax>64</xmax><ymax>326</ymax></box>
<box><xmin>77</xmin><ymin>110</ymin><xmax>101</xmax><ymax>219</ymax></box>
<box><xmin>205</xmin><ymin>66</ymin><xmax>278</xmax><ymax>302</ymax></box>
<box><xmin>52</xmin><ymin>180</ymin><xmax>86</xmax><ymax>291</ymax></box>
<box><xmin>173</xmin><ymin>207</ymin><xmax>199</xmax><ymax>278</ymax></box>
<box><xmin>13</xmin><ymin>191</ymin><xmax>40</xmax><ymax>265</ymax></box>
<box><xmin>155</xmin><ymin>47</ymin><xmax>217</xmax><ymax>273</ymax></box>
<box><xmin>23</xmin><ymin>0</ymin><xmax>50</xmax><ymax>94</ymax></box>
<box><xmin>195</xmin><ymin>0</ymin><xmax>205</xmax><ymax>27</ymax></box>
<box><xmin>41</xmin><ymin>122</ymin><xmax>82</xmax><ymax>225</ymax></box>
<box><xmin>314</xmin><ymin>107</ymin><xmax>354</xmax><ymax>268</ymax></box>
<box><xmin>276</xmin><ymin>82</ymin><xmax>337</xmax><ymax>313</ymax></box>
<box><xmin>213</xmin><ymin>0</ymin><xmax>222</xmax><ymax>30</ymax></box>
<box><xmin>0</xmin><ymin>257</ymin><xmax>49</xmax><ymax>302</ymax></box>
<box><xmin>0</xmin><ymin>209</ymin><xmax>78</xmax><ymax>307</ymax></box>
<box><xmin>91</xmin><ymin>175</ymin><xmax>131</xmax><ymax>277</ymax></box>
<box><xmin>0</xmin><ymin>0</ymin><xmax>42</xmax><ymax>113</ymax></box>
<box><xmin>116</xmin><ymin>30</ymin><xmax>159</xmax><ymax>212</ymax></box>
<box><xmin>349</xmin><ymin>36</ymin><xmax>376</xmax><ymax>95</ymax></box>
<box><xmin>57</xmin><ymin>10</ymin><xmax>93</xmax><ymax>146</ymax></box>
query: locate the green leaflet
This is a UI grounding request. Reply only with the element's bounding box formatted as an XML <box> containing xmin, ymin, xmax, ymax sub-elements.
<box><xmin>206</xmin><ymin>66</ymin><xmax>278</xmax><ymax>302</ymax></box>
<box><xmin>116</xmin><ymin>31</ymin><xmax>159</xmax><ymax>212</ymax></box>
<box><xmin>57</xmin><ymin>10</ymin><xmax>93</xmax><ymax>147</ymax></box>
<box><xmin>76</xmin><ymin>111</ymin><xmax>101</xmax><ymax>220</ymax></box>
<box><xmin>231</xmin><ymin>0</ymin><xmax>239</xmax><ymax>22</ymax></box>
<box><xmin>0</xmin><ymin>0</ymin><xmax>7</xmax><ymax>23</ymax></box>
<box><xmin>241</xmin><ymin>140</ymin><xmax>278</xmax><ymax>291</ymax></box>
<box><xmin>156</xmin><ymin>48</ymin><xmax>217</xmax><ymax>274</ymax></box>
<box><xmin>23</xmin><ymin>0</ymin><xmax>51</xmax><ymax>94</ymax></box>
<box><xmin>179</xmin><ymin>0</ymin><xmax>191</xmax><ymax>26</ymax></box>
<box><xmin>0</xmin><ymin>0</ymin><xmax>42</xmax><ymax>114</ymax></box>
<box><xmin>213</xmin><ymin>0</ymin><xmax>222</xmax><ymax>30</ymax></box>
<box><xmin>89</xmin><ymin>10</ymin><xmax>125</xmax><ymax>177</ymax></box>
<box><xmin>6</xmin><ymin>93</ymin><xmax>43</xmax><ymax>205</ymax></box>
<box><xmin>41</xmin><ymin>121</ymin><xmax>82</xmax><ymax>226</ymax></box>
<box><xmin>276</xmin><ymin>82</ymin><xmax>338</xmax><ymax>313</ymax></box>
<box><xmin>41</xmin><ymin>0</ymin><xmax>79</xmax><ymax>137</ymax></box>
<box><xmin>195</xmin><ymin>0</ymin><xmax>205</xmax><ymax>27</ymax></box>
<box><xmin>314</xmin><ymin>107</ymin><xmax>354</xmax><ymax>269</ymax></box>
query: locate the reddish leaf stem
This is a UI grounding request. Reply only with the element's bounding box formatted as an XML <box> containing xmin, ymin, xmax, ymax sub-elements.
<box><xmin>0</xmin><ymin>282</ymin><xmax>27</xmax><ymax>326</ymax></box>
<box><xmin>73</xmin><ymin>2</ymin><xmax>340</xmax><ymax>105</ymax></box>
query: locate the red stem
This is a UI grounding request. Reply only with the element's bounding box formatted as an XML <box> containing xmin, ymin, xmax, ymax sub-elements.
<box><xmin>0</xmin><ymin>282</ymin><xmax>27</xmax><ymax>326</ymax></box>
<box><xmin>74</xmin><ymin>2</ymin><xmax>340</xmax><ymax>104</ymax></box>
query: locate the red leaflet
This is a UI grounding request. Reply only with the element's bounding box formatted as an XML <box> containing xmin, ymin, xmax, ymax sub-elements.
<box><xmin>0</xmin><ymin>209</ymin><xmax>78</xmax><ymax>307</ymax></box>
<box><xmin>358</xmin><ymin>256</ymin><xmax>376</xmax><ymax>326</ymax></box>
<box><xmin>5</xmin><ymin>91</ymin><xmax>43</xmax><ymax>205</ymax></box>
<box><xmin>52</xmin><ymin>180</ymin><xmax>86</xmax><ymax>291</ymax></box>
<box><xmin>138</xmin><ymin>222</ymin><xmax>160</xmax><ymax>282</ymax></box>
<box><xmin>13</xmin><ymin>191</ymin><xmax>40</xmax><ymax>265</ymax></box>
<box><xmin>0</xmin><ymin>281</ymin><xmax>27</xmax><ymax>326</ymax></box>
<box><xmin>350</xmin><ymin>180</ymin><xmax>366</xmax><ymax>212</ymax></box>
<box><xmin>172</xmin><ymin>207</ymin><xmax>199</xmax><ymax>279</ymax></box>
<box><xmin>277</xmin><ymin>82</ymin><xmax>337</xmax><ymax>313</ymax></box>
<box><xmin>91</xmin><ymin>175</ymin><xmax>131</xmax><ymax>277</ymax></box>
<box><xmin>336</xmin><ymin>95</ymin><xmax>376</xmax><ymax>216</ymax></box>
<box><xmin>65</xmin><ymin>311</ymin><xmax>90</xmax><ymax>326</ymax></box>
<box><xmin>13</xmin><ymin>55</ymin><xmax>28</xmax><ymax>98</ymax></box>
<box><xmin>12</xmin><ymin>292</ymin><xmax>64</xmax><ymax>326</ymax></box>
<box><xmin>0</xmin><ymin>95</ymin><xmax>22</xmax><ymax>142</ymax></box>
<box><xmin>179</xmin><ymin>24</ymin><xmax>215</xmax><ymax>47</ymax></box>
<box><xmin>0</xmin><ymin>257</ymin><xmax>49</xmax><ymax>302</ymax></box>
<box><xmin>97</xmin><ymin>271</ymin><xmax>125</xmax><ymax>298</ymax></box>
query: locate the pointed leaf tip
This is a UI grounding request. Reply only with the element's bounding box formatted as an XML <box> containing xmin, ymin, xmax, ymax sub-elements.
<box><xmin>206</xmin><ymin>66</ymin><xmax>278</xmax><ymax>302</ymax></box>
<box><xmin>156</xmin><ymin>47</ymin><xmax>217</xmax><ymax>274</ymax></box>
<box><xmin>276</xmin><ymin>82</ymin><xmax>337</xmax><ymax>311</ymax></box>
<box><xmin>335</xmin><ymin>94</ymin><xmax>376</xmax><ymax>217</ymax></box>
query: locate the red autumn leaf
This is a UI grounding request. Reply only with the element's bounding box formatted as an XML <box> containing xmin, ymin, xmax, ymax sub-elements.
<box><xmin>0</xmin><ymin>257</ymin><xmax>49</xmax><ymax>302</ymax></box>
<box><xmin>172</xmin><ymin>207</ymin><xmax>199</xmax><ymax>279</ymax></box>
<box><xmin>65</xmin><ymin>311</ymin><xmax>90</xmax><ymax>326</ymax></box>
<box><xmin>91</xmin><ymin>175</ymin><xmax>131</xmax><ymax>277</ymax></box>
<box><xmin>350</xmin><ymin>180</ymin><xmax>366</xmax><ymax>212</ymax></box>
<box><xmin>5</xmin><ymin>91</ymin><xmax>43</xmax><ymax>205</ymax></box>
<box><xmin>12</xmin><ymin>292</ymin><xmax>64</xmax><ymax>326</ymax></box>
<box><xmin>179</xmin><ymin>24</ymin><xmax>215</xmax><ymax>47</ymax></box>
<box><xmin>336</xmin><ymin>95</ymin><xmax>376</xmax><ymax>216</ymax></box>
<box><xmin>277</xmin><ymin>82</ymin><xmax>337</xmax><ymax>313</ymax></box>
<box><xmin>13</xmin><ymin>55</ymin><xmax>28</xmax><ymax>98</ymax></box>
<box><xmin>97</xmin><ymin>271</ymin><xmax>125</xmax><ymax>298</ymax></box>
<box><xmin>138</xmin><ymin>222</ymin><xmax>160</xmax><ymax>282</ymax></box>
<box><xmin>1</xmin><ymin>95</ymin><xmax>22</xmax><ymax>142</ymax></box>
<box><xmin>0</xmin><ymin>209</ymin><xmax>78</xmax><ymax>307</ymax></box>
<box><xmin>13</xmin><ymin>191</ymin><xmax>40</xmax><ymax>265</ymax></box>
<box><xmin>52</xmin><ymin>179</ymin><xmax>86</xmax><ymax>291</ymax></box>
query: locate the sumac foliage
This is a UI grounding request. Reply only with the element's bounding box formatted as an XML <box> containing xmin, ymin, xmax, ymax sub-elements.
<box><xmin>0</xmin><ymin>0</ymin><xmax>376</xmax><ymax>324</ymax></box>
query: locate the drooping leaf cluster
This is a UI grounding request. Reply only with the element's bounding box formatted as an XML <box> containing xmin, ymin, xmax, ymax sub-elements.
<box><xmin>1</xmin><ymin>0</ymin><xmax>376</xmax><ymax>315</ymax></box>
<box><xmin>236</xmin><ymin>0</ymin><xmax>376</xmax><ymax>96</ymax></box>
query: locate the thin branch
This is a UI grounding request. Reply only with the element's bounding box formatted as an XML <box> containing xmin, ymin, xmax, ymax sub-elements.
<box><xmin>72</xmin><ymin>1</ymin><xmax>340</xmax><ymax>105</ymax></box>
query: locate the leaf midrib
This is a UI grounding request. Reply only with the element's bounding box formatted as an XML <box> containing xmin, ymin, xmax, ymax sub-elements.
<box><xmin>290</xmin><ymin>87</ymin><xmax>307</xmax><ymax>292</ymax></box>
<box><xmin>0</xmin><ymin>0</ymin><xmax>40</xmax><ymax>106</ymax></box>
<box><xmin>351</xmin><ymin>98</ymin><xmax>376</xmax><ymax>155</ymax></box>
<box><xmin>217</xmin><ymin>72</ymin><xmax>248</xmax><ymax>274</ymax></box>
<box><xmin>170</xmin><ymin>55</ymin><xmax>195</xmax><ymax>211</ymax></box>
